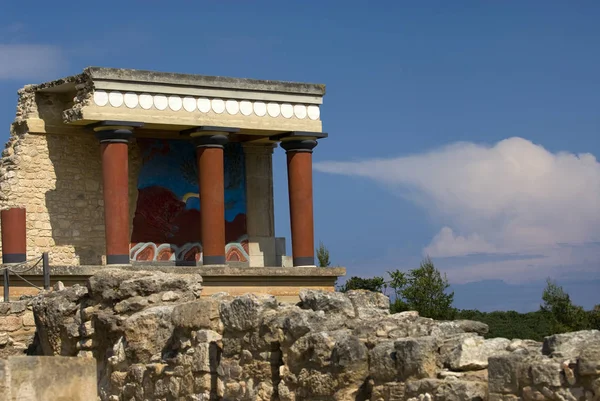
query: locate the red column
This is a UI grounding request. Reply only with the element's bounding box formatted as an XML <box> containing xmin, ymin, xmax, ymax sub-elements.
<box><xmin>93</xmin><ymin>123</ymin><xmax>140</xmax><ymax>265</ymax></box>
<box><xmin>1</xmin><ymin>208</ymin><xmax>26</xmax><ymax>264</ymax></box>
<box><xmin>195</xmin><ymin>134</ymin><xmax>228</xmax><ymax>265</ymax></box>
<box><xmin>281</xmin><ymin>139</ymin><xmax>318</xmax><ymax>267</ymax></box>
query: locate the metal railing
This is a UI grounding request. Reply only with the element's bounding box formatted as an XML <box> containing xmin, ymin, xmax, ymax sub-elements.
<box><xmin>1</xmin><ymin>252</ymin><xmax>49</xmax><ymax>302</ymax></box>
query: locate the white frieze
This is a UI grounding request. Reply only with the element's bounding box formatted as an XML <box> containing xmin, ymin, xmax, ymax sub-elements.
<box><xmin>92</xmin><ymin>90</ymin><xmax>320</xmax><ymax>120</ymax></box>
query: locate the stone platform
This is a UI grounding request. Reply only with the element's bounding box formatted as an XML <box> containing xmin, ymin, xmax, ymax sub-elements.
<box><xmin>1</xmin><ymin>265</ymin><xmax>345</xmax><ymax>302</ymax></box>
<box><xmin>0</xmin><ymin>356</ymin><xmax>97</xmax><ymax>400</ymax></box>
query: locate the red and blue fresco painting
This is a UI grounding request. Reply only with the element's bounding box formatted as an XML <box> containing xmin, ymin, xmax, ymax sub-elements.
<box><xmin>130</xmin><ymin>139</ymin><xmax>249</xmax><ymax>263</ymax></box>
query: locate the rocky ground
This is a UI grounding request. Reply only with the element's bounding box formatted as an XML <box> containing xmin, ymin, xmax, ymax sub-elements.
<box><xmin>27</xmin><ymin>269</ymin><xmax>600</xmax><ymax>400</ymax></box>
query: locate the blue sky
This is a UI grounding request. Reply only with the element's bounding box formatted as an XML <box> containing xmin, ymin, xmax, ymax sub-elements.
<box><xmin>1</xmin><ymin>1</ymin><xmax>598</xmax><ymax>311</ymax></box>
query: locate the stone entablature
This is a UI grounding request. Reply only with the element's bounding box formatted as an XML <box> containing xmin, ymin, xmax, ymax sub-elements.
<box><xmin>22</xmin><ymin>67</ymin><xmax>324</xmax><ymax>135</ymax></box>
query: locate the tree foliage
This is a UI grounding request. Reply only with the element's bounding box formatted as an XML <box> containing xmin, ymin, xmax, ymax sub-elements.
<box><xmin>540</xmin><ymin>278</ymin><xmax>589</xmax><ymax>333</ymax></box>
<box><xmin>454</xmin><ymin>309</ymin><xmax>556</xmax><ymax>341</ymax></box>
<box><xmin>316</xmin><ymin>241</ymin><xmax>331</xmax><ymax>268</ymax></box>
<box><xmin>338</xmin><ymin>276</ymin><xmax>385</xmax><ymax>293</ymax></box>
<box><xmin>388</xmin><ymin>257</ymin><xmax>455</xmax><ymax>320</ymax></box>
<box><xmin>454</xmin><ymin>280</ymin><xmax>599</xmax><ymax>341</ymax></box>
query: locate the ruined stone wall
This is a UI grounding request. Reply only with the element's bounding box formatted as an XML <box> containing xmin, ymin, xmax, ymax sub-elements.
<box><xmin>0</xmin><ymin>298</ymin><xmax>37</xmax><ymax>358</ymax></box>
<box><xmin>29</xmin><ymin>269</ymin><xmax>600</xmax><ymax>401</ymax></box>
<box><xmin>0</xmin><ymin>128</ymin><xmax>141</xmax><ymax>265</ymax></box>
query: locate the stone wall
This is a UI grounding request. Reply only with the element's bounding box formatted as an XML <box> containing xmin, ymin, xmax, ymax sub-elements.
<box><xmin>0</xmin><ymin>298</ymin><xmax>37</xmax><ymax>358</ymax></box>
<box><xmin>0</xmin><ymin>126</ymin><xmax>142</xmax><ymax>266</ymax></box>
<box><xmin>30</xmin><ymin>269</ymin><xmax>600</xmax><ymax>401</ymax></box>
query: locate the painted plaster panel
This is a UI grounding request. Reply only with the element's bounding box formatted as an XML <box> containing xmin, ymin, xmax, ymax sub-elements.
<box><xmin>130</xmin><ymin>139</ymin><xmax>248</xmax><ymax>263</ymax></box>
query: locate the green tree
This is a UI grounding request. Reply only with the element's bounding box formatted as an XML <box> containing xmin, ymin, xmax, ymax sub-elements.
<box><xmin>589</xmin><ymin>305</ymin><xmax>600</xmax><ymax>330</ymax></box>
<box><xmin>338</xmin><ymin>276</ymin><xmax>385</xmax><ymax>293</ymax></box>
<box><xmin>541</xmin><ymin>278</ymin><xmax>589</xmax><ymax>333</ymax></box>
<box><xmin>316</xmin><ymin>241</ymin><xmax>331</xmax><ymax>267</ymax></box>
<box><xmin>387</xmin><ymin>269</ymin><xmax>409</xmax><ymax>313</ymax></box>
<box><xmin>454</xmin><ymin>309</ymin><xmax>556</xmax><ymax>341</ymax></box>
<box><xmin>389</xmin><ymin>257</ymin><xmax>455</xmax><ymax>320</ymax></box>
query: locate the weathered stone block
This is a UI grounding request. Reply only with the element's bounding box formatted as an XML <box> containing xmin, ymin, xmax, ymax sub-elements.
<box><xmin>192</xmin><ymin>343</ymin><xmax>211</xmax><ymax>373</ymax></box>
<box><xmin>123</xmin><ymin>305</ymin><xmax>175</xmax><ymax>363</ymax></box>
<box><xmin>114</xmin><ymin>296</ymin><xmax>148</xmax><ymax>313</ymax></box>
<box><xmin>219</xmin><ymin>294</ymin><xmax>277</xmax><ymax>332</ymax></box>
<box><xmin>530</xmin><ymin>361</ymin><xmax>562</xmax><ymax>387</ymax></box>
<box><xmin>445</xmin><ymin>334</ymin><xmax>510</xmax><ymax>371</ymax></box>
<box><xmin>0</xmin><ymin>356</ymin><xmax>97</xmax><ymax>400</ymax></box>
<box><xmin>22</xmin><ymin>311</ymin><xmax>35</xmax><ymax>327</ymax></box>
<box><xmin>394</xmin><ymin>336</ymin><xmax>438</xmax><ymax>380</ymax></box>
<box><xmin>346</xmin><ymin>290</ymin><xmax>390</xmax><ymax>319</ymax></box>
<box><xmin>297</xmin><ymin>368</ymin><xmax>337</xmax><ymax>398</ymax></box>
<box><xmin>369</xmin><ymin>341</ymin><xmax>397</xmax><ymax>383</ymax></box>
<box><xmin>195</xmin><ymin>329</ymin><xmax>222</xmax><ymax>343</ymax></box>
<box><xmin>488</xmin><ymin>355</ymin><xmax>523</xmax><ymax>395</ymax></box>
<box><xmin>331</xmin><ymin>332</ymin><xmax>368</xmax><ymax>374</ymax></box>
<box><xmin>9</xmin><ymin>301</ymin><xmax>27</xmax><ymax>314</ymax></box>
<box><xmin>172</xmin><ymin>299</ymin><xmax>220</xmax><ymax>331</ymax></box>
<box><xmin>0</xmin><ymin>315</ymin><xmax>22</xmax><ymax>332</ymax></box>
<box><xmin>405</xmin><ymin>378</ymin><xmax>488</xmax><ymax>401</ymax></box>
<box><xmin>299</xmin><ymin>289</ymin><xmax>355</xmax><ymax>318</ymax></box>
<box><xmin>578</xmin><ymin>345</ymin><xmax>600</xmax><ymax>376</ymax></box>
<box><xmin>287</xmin><ymin>331</ymin><xmax>337</xmax><ymax>371</ymax></box>
<box><xmin>542</xmin><ymin>330</ymin><xmax>600</xmax><ymax>359</ymax></box>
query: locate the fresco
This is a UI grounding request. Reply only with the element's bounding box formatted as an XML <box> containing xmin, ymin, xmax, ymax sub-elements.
<box><xmin>130</xmin><ymin>139</ymin><xmax>249</xmax><ymax>263</ymax></box>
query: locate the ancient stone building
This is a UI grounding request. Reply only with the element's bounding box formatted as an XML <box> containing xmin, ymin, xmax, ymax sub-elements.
<box><xmin>0</xmin><ymin>67</ymin><xmax>343</xmax><ymax>299</ymax></box>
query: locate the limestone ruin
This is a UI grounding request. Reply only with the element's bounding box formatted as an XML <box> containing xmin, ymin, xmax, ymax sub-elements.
<box><xmin>13</xmin><ymin>269</ymin><xmax>599</xmax><ymax>401</ymax></box>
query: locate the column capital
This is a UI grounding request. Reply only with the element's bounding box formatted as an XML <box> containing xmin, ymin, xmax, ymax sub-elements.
<box><xmin>270</xmin><ymin>131</ymin><xmax>327</xmax><ymax>154</ymax></box>
<box><xmin>280</xmin><ymin>139</ymin><xmax>318</xmax><ymax>153</ymax></box>
<box><xmin>181</xmin><ymin>126</ymin><xmax>239</xmax><ymax>149</ymax></box>
<box><xmin>193</xmin><ymin>134</ymin><xmax>229</xmax><ymax>149</ymax></box>
<box><xmin>88</xmin><ymin>121</ymin><xmax>143</xmax><ymax>143</ymax></box>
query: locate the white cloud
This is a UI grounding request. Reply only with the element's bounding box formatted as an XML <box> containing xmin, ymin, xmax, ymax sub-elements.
<box><xmin>424</xmin><ymin>227</ymin><xmax>497</xmax><ymax>257</ymax></box>
<box><xmin>0</xmin><ymin>44</ymin><xmax>64</xmax><ymax>80</ymax></box>
<box><xmin>314</xmin><ymin>137</ymin><xmax>600</xmax><ymax>280</ymax></box>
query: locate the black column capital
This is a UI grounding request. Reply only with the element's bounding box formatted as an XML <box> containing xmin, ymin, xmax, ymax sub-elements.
<box><xmin>181</xmin><ymin>126</ymin><xmax>238</xmax><ymax>149</ymax></box>
<box><xmin>270</xmin><ymin>131</ymin><xmax>327</xmax><ymax>154</ymax></box>
<box><xmin>193</xmin><ymin>134</ymin><xmax>229</xmax><ymax>149</ymax></box>
<box><xmin>89</xmin><ymin>121</ymin><xmax>143</xmax><ymax>143</ymax></box>
<box><xmin>280</xmin><ymin>139</ymin><xmax>318</xmax><ymax>153</ymax></box>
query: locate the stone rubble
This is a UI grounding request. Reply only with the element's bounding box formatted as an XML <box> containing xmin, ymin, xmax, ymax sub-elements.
<box><xmin>26</xmin><ymin>269</ymin><xmax>600</xmax><ymax>401</ymax></box>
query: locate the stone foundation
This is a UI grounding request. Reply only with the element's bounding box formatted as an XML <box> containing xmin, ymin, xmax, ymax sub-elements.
<box><xmin>0</xmin><ymin>298</ymin><xmax>37</xmax><ymax>358</ymax></box>
<box><xmin>0</xmin><ymin>356</ymin><xmax>97</xmax><ymax>400</ymax></box>
<box><xmin>0</xmin><ymin>265</ymin><xmax>344</xmax><ymax>302</ymax></box>
<box><xmin>29</xmin><ymin>269</ymin><xmax>600</xmax><ymax>400</ymax></box>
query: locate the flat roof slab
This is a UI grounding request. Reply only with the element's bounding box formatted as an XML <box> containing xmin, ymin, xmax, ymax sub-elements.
<box><xmin>18</xmin><ymin>67</ymin><xmax>326</xmax><ymax>136</ymax></box>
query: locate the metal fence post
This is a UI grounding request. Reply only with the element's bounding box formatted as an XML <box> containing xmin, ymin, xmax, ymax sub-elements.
<box><xmin>43</xmin><ymin>252</ymin><xmax>50</xmax><ymax>290</ymax></box>
<box><xmin>3</xmin><ymin>268</ymin><xmax>9</xmax><ymax>302</ymax></box>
